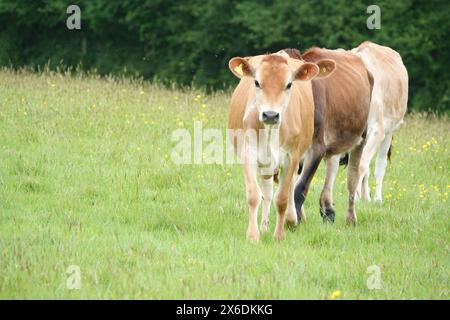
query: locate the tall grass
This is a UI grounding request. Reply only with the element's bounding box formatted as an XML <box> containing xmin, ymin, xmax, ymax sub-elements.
<box><xmin>0</xmin><ymin>69</ymin><xmax>448</xmax><ymax>299</ymax></box>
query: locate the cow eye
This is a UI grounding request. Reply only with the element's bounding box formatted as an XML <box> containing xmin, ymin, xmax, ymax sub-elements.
<box><xmin>286</xmin><ymin>82</ymin><xmax>292</xmax><ymax>90</ymax></box>
<box><xmin>254</xmin><ymin>80</ymin><xmax>261</xmax><ymax>88</ymax></box>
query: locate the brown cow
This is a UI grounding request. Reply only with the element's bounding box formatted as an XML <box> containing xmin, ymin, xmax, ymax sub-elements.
<box><xmin>227</xmin><ymin>53</ymin><xmax>335</xmax><ymax>241</ymax></box>
<box><xmin>282</xmin><ymin>47</ymin><xmax>373</xmax><ymax>225</ymax></box>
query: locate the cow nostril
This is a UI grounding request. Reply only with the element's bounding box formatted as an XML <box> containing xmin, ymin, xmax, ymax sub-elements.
<box><xmin>262</xmin><ymin>111</ymin><xmax>280</xmax><ymax>123</ymax></box>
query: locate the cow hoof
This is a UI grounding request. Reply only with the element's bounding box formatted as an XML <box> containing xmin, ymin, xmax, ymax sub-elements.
<box><xmin>260</xmin><ymin>221</ymin><xmax>270</xmax><ymax>233</ymax></box>
<box><xmin>273</xmin><ymin>232</ymin><xmax>284</xmax><ymax>241</ymax></box>
<box><xmin>247</xmin><ymin>230</ymin><xmax>260</xmax><ymax>243</ymax></box>
<box><xmin>247</xmin><ymin>235</ymin><xmax>260</xmax><ymax>243</ymax></box>
<box><xmin>320</xmin><ymin>207</ymin><xmax>335</xmax><ymax>224</ymax></box>
<box><xmin>323</xmin><ymin>214</ymin><xmax>335</xmax><ymax>224</ymax></box>
<box><xmin>286</xmin><ymin>209</ymin><xmax>298</xmax><ymax>227</ymax></box>
<box><xmin>286</xmin><ymin>218</ymin><xmax>297</xmax><ymax>226</ymax></box>
<box><xmin>346</xmin><ymin>216</ymin><xmax>357</xmax><ymax>226</ymax></box>
<box><xmin>286</xmin><ymin>219</ymin><xmax>298</xmax><ymax>232</ymax></box>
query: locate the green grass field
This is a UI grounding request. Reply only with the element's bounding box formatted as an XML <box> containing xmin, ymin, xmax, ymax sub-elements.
<box><xmin>0</xmin><ymin>69</ymin><xmax>449</xmax><ymax>299</ymax></box>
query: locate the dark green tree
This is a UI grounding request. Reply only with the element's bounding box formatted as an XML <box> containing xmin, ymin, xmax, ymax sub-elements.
<box><xmin>0</xmin><ymin>0</ymin><xmax>448</xmax><ymax>112</ymax></box>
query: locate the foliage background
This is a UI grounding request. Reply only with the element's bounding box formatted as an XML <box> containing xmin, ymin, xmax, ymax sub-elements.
<box><xmin>0</xmin><ymin>0</ymin><xmax>448</xmax><ymax>112</ymax></box>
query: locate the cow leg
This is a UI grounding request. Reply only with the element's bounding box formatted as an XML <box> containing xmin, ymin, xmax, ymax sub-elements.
<box><xmin>259</xmin><ymin>175</ymin><xmax>273</xmax><ymax>233</ymax></box>
<box><xmin>274</xmin><ymin>153</ymin><xmax>300</xmax><ymax>241</ymax></box>
<box><xmin>242</xmin><ymin>146</ymin><xmax>261</xmax><ymax>242</ymax></box>
<box><xmin>374</xmin><ymin>133</ymin><xmax>393</xmax><ymax>203</ymax></box>
<box><xmin>356</xmin><ymin>124</ymin><xmax>385</xmax><ymax>201</ymax></box>
<box><xmin>319</xmin><ymin>155</ymin><xmax>340</xmax><ymax>223</ymax></box>
<box><xmin>286</xmin><ymin>173</ymin><xmax>302</xmax><ymax>226</ymax></box>
<box><xmin>294</xmin><ymin>144</ymin><xmax>326</xmax><ymax>222</ymax></box>
<box><xmin>361</xmin><ymin>168</ymin><xmax>371</xmax><ymax>201</ymax></box>
<box><xmin>346</xmin><ymin>141</ymin><xmax>365</xmax><ymax>225</ymax></box>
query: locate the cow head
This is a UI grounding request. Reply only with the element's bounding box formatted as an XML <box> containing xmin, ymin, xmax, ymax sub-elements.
<box><xmin>277</xmin><ymin>49</ymin><xmax>337</xmax><ymax>78</ymax></box>
<box><xmin>229</xmin><ymin>53</ymin><xmax>332</xmax><ymax>126</ymax></box>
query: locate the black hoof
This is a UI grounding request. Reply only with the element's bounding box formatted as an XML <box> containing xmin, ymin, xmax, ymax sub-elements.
<box><xmin>320</xmin><ymin>207</ymin><xmax>335</xmax><ymax>223</ymax></box>
<box><xmin>286</xmin><ymin>222</ymin><xmax>298</xmax><ymax>232</ymax></box>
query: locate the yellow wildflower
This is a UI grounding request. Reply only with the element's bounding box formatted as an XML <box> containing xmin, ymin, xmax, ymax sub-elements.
<box><xmin>330</xmin><ymin>290</ymin><xmax>342</xmax><ymax>300</ymax></box>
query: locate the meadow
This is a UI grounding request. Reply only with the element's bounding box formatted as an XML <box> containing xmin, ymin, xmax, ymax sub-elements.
<box><xmin>0</xmin><ymin>69</ymin><xmax>448</xmax><ymax>299</ymax></box>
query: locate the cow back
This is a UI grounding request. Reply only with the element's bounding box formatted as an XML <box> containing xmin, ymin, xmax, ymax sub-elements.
<box><xmin>353</xmin><ymin>41</ymin><xmax>408</xmax><ymax>126</ymax></box>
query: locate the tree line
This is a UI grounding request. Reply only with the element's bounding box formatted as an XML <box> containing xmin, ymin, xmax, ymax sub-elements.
<box><xmin>0</xmin><ymin>0</ymin><xmax>448</xmax><ymax>112</ymax></box>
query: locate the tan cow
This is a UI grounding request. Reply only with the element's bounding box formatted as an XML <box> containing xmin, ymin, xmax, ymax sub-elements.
<box><xmin>228</xmin><ymin>53</ymin><xmax>335</xmax><ymax>242</ymax></box>
<box><xmin>351</xmin><ymin>41</ymin><xmax>408</xmax><ymax>202</ymax></box>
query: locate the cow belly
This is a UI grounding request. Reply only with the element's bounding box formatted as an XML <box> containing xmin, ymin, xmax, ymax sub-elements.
<box><xmin>323</xmin><ymin>126</ymin><xmax>365</xmax><ymax>156</ymax></box>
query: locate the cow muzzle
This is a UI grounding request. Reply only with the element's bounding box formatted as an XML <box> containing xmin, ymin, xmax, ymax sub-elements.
<box><xmin>261</xmin><ymin>111</ymin><xmax>280</xmax><ymax>125</ymax></box>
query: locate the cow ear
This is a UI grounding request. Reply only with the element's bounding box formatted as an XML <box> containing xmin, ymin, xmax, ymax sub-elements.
<box><xmin>315</xmin><ymin>59</ymin><xmax>336</xmax><ymax>78</ymax></box>
<box><xmin>229</xmin><ymin>57</ymin><xmax>254</xmax><ymax>78</ymax></box>
<box><xmin>294</xmin><ymin>62</ymin><xmax>319</xmax><ymax>81</ymax></box>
